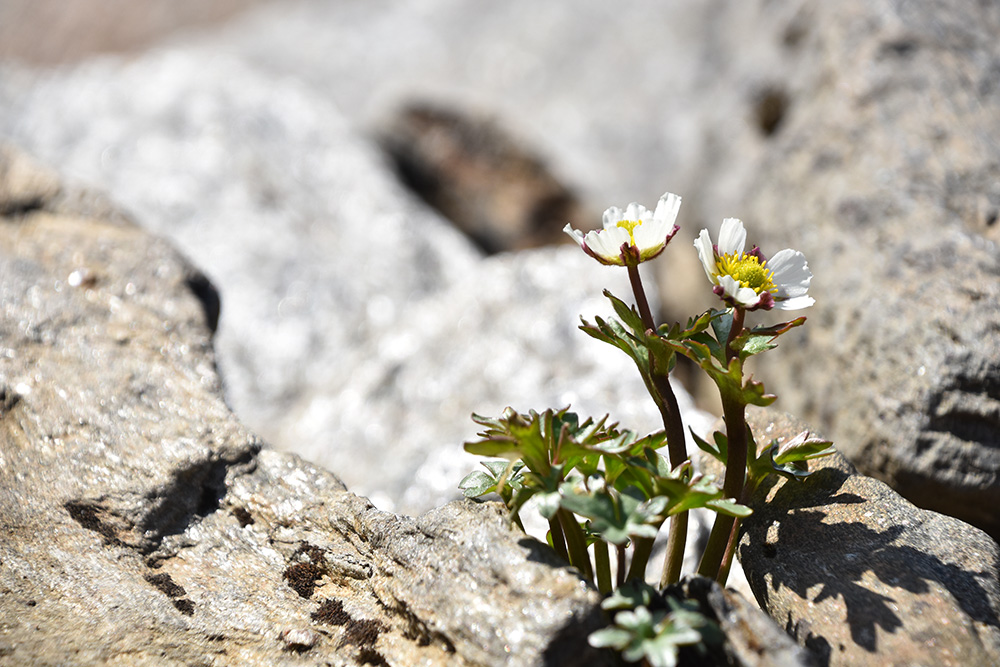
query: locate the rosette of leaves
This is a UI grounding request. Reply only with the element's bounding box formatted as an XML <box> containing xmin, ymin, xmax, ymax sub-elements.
<box><xmin>589</xmin><ymin>582</ymin><xmax>720</xmax><ymax>667</ymax></box>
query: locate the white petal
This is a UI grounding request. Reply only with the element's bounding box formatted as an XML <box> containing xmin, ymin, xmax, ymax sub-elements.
<box><xmin>768</xmin><ymin>249</ymin><xmax>812</xmax><ymax>298</ymax></box>
<box><xmin>694</xmin><ymin>229</ymin><xmax>717</xmax><ymax>280</ymax></box>
<box><xmin>563</xmin><ymin>223</ymin><xmax>586</xmax><ymax>247</ymax></box>
<box><xmin>585</xmin><ymin>226</ymin><xmax>630</xmax><ymax>263</ymax></box>
<box><xmin>775</xmin><ymin>294</ymin><xmax>816</xmax><ymax>310</ymax></box>
<box><xmin>632</xmin><ymin>216</ymin><xmax>667</xmax><ymax>252</ymax></box>
<box><xmin>602</xmin><ymin>206</ymin><xmax>624</xmax><ymax>229</ymax></box>
<box><xmin>652</xmin><ymin>192</ymin><xmax>682</xmax><ymax>227</ymax></box>
<box><xmin>623</xmin><ymin>202</ymin><xmax>650</xmax><ymax>223</ymax></box>
<box><xmin>717</xmin><ymin>275</ymin><xmax>756</xmax><ymax>306</ymax></box>
<box><xmin>718</xmin><ymin>218</ymin><xmax>746</xmax><ymax>257</ymax></box>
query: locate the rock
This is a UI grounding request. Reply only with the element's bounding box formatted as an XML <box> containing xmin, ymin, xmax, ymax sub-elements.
<box><xmin>0</xmin><ymin>144</ymin><xmax>609</xmax><ymax>666</ymax></box>
<box><xmin>737</xmin><ymin>408</ymin><xmax>1000</xmax><ymax>667</ymax></box>
<box><xmin>378</xmin><ymin>102</ymin><xmax>590</xmax><ymax>254</ymax></box>
<box><xmin>0</xmin><ymin>0</ymin><xmax>271</xmax><ymax>65</ymax></box>
<box><xmin>709</xmin><ymin>2</ymin><xmax>1000</xmax><ymax>539</ymax></box>
<box><xmin>0</xmin><ymin>49</ymin><xmax>712</xmax><ymax>515</ymax></box>
<box><xmin>678</xmin><ymin>576</ymin><xmax>817</xmax><ymax>667</ymax></box>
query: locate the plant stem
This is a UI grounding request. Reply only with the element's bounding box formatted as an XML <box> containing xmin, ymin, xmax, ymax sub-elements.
<box><xmin>594</xmin><ymin>540</ymin><xmax>613</xmax><ymax>594</ymax></box>
<box><xmin>548</xmin><ymin>517</ymin><xmax>569</xmax><ymax>563</ymax></box>
<box><xmin>716</xmin><ymin>516</ymin><xmax>743</xmax><ymax>586</ymax></box>
<box><xmin>626</xmin><ymin>263</ymin><xmax>691</xmax><ymax>587</ymax></box>
<box><xmin>558</xmin><ymin>509</ymin><xmax>594</xmax><ymax>583</ymax></box>
<box><xmin>626</xmin><ymin>264</ymin><xmax>656</xmax><ymax>333</ymax></box>
<box><xmin>616</xmin><ymin>544</ymin><xmax>627</xmax><ymax>588</ymax></box>
<box><xmin>626</xmin><ymin>536</ymin><xmax>653</xmax><ymax>581</ymax></box>
<box><xmin>659</xmin><ymin>512</ymin><xmax>688</xmax><ymax>587</ymax></box>
<box><xmin>698</xmin><ymin>307</ymin><xmax>750</xmax><ymax>582</ymax></box>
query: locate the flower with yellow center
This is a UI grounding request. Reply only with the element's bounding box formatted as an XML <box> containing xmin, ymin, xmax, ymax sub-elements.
<box><xmin>564</xmin><ymin>192</ymin><xmax>681</xmax><ymax>267</ymax></box>
<box><xmin>695</xmin><ymin>218</ymin><xmax>813</xmax><ymax>311</ymax></box>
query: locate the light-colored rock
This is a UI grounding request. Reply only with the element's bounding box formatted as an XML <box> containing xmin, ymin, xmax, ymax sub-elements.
<box><xmin>0</xmin><ymin>144</ymin><xmax>609</xmax><ymax>666</ymax></box>
<box><xmin>737</xmin><ymin>408</ymin><xmax>1000</xmax><ymax>667</ymax></box>
<box><xmin>0</xmin><ymin>49</ymin><xmax>711</xmax><ymax>515</ymax></box>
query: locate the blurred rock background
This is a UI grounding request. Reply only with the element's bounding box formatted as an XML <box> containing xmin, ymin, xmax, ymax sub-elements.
<box><xmin>2</xmin><ymin>0</ymin><xmax>999</xmax><ymax>542</ymax></box>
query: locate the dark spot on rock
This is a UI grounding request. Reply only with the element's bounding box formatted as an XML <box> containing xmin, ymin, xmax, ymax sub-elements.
<box><xmin>173</xmin><ymin>598</ymin><xmax>195</xmax><ymax>616</ymax></box>
<box><xmin>64</xmin><ymin>501</ymin><xmax>124</xmax><ymax>546</ymax></box>
<box><xmin>357</xmin><ymin>647</ymin><xmax>389</xmax><ymax>666</ymax></box>
<box><xmin>184</xmin><ymin>269</ymin><xmax>221</xmax><ymax>334</ymax></box>
<box><xmin>753</xmin><ymin>87</ymin><xmax>789</xmax><ymax>137</ymax></box>
<box><xmin>378</xmin><ymin>102</ymin><xmax>586</xmax><ymax>254</ymax></box>
<box><xmin>283</xmin><ymin>562</ymin><xmax>324</xmax><ymax>599</ymax></box>
<box><xmin>312</xmin><ymin>598</ymin><xmax>350</xmax><ymax>625</ymax></box>
<box><xmin>880</xmin><ymin>39</ymin><xmax>917</xmax><ymax>58</ymax></box>
<box><xmin>145</xmin><ymin>572</ymin><xmax>187</xmax><ymax>598</ymax></box>
<box><xmin>232</xmin><ymin>506</ymin><xmax>254</xmax><ymax>527</ymax></box>
<box><xmin>343</xmin><ymin>618</ymin><xmax>385</xmax><ymax>648</ymax></box>
<box><xmin>292</xmin><ymin>542</ymin><xmax>327</xmax><ymax>566</ymax></box>
<box><xmin>985</xmin><ymin>209</ymin><xmax>998</xmax><ymax>228</ymax></box>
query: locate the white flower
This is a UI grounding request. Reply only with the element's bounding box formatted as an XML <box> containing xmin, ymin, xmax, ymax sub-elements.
<box><xmin>694</xmin><ymin>218</ymin><xmax>814</xmax><ymax>311</ymax></box>
<box><xmin>564</xmin><ymin>192</ymin><xmax>681</xmax><ymax>266</ymax></box>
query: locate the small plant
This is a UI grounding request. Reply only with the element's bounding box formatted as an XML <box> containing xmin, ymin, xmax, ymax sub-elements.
<box><xmin>460</xmin><ymin>192</ymin><xmax>833</xmax><ymax>664</ymax></box>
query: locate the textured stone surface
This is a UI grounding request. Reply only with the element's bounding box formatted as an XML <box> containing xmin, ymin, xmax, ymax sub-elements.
<box><xmin>737</xmin><ymin>408</ymin><xmax>1000</xmax><ymax>667</ymax></box>
<box><xmin>723</xmin><ymin>0</ymin><xmax>1000</xmax><ymax>542</ymax></box>
<box><xmin>378</xmin><ymin>102</ymin><xmax>589</xmax><ymax>254</ymax></box>
<box><xmin>0</xmin><ymin>48</ymin><xmax>710</xmax><ymax>515</ymax></box>
<box><xmin>0</xmin><ymin>144</ymin><xmax>608</xmax><ymax>666</ymax></box>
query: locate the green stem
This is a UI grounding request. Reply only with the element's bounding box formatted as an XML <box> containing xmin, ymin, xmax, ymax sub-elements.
<box><xmin>626</xmin><ymin>536</ymin><xmax>654</xmax><ymax>581</ymax></box>
<box><xmin>548</xmin><ymin>517</ymin><xmax>569</xmax><ymax>563</ymax></box>
<box><xmin>716</xmin><ymin>516</ymin><xmax>743</xmax><ymax>586</ymax></box>
<box><xmin>659</xmin><ymin>512</ymin><xmax>688</xmax><ymax>587</ymax></box>
<box><xmin>616</xmin><ymin>544</ymin><xmax>627</xmax><ymax>588</ymax></box>
<box><xmin>699</xmin><ymin>307</ymin><xmax>749</xmax><ymax>583</ymax></box>
<box><xmin>594</xmin><ymin>540</ymin><xmax>613</xmax><ymax>594</ymax></box>
<box><xmin>558</xmin><ymin>509</ymin><xmax>593</xmax><ymax>583</ymax></box>
<box><xmin>698</xmin><ymin>393</ymin><xmax>748</xmax><ymax>582</ymax></box>
<box><xmin>626</xmin><ymin>264</ymin><xmax>656</xmax><ymax>334</ymax></box>
<box><xmin>626</xmin><ymin>263</ymin><xmax>691</xmax><ymax>587</ymax></box>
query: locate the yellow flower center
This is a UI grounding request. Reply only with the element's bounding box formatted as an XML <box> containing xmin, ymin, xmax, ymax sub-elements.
<box><xmin>716</xmin><ymin>252</ymin><xmax>777</xmax><ymax>293</ymax></box>
<box><xmin>616</xmin><ymin>219</ymin><xmax>640</xmax><ymax>244</ymax></box>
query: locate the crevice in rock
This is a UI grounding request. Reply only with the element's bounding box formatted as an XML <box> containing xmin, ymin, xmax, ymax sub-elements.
<box><xmin>753</xmin><ymin>86</ymin><xmax>790</xmax><ymax>137</ymax></box>
<box><xmin>183</xmin><ymin>268</ymin><xmax>221</xmax><ymax>334</ymax></box>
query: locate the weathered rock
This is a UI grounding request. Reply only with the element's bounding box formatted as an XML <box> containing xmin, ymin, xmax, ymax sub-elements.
<box><xmin>378</xmin><ymin>102</ymin><xmax>590</xmax><ymax>254</ymax></box>
<box><xmin>706</xmin><ymin>2</ymin><xmax>1000</xmax><ymax>539</ymax></box>
<box><xmin>0</xmin><ymin>49</ymin><xmax>712</xmax><ymax>515</ymax></box>
<box><xmin>737</xmin><ymin>408</ymin><xmax>1000</xmax><ymax>667</ymax></box>
<box><xmin>0</xmin><ymin>144</ymin><xmax>609</xmax><ymax>666</ymax></box>
<box><xmin>678</xmin><ymin>576</ymin><xmax>816</xmax><ymax>667</ymax></box>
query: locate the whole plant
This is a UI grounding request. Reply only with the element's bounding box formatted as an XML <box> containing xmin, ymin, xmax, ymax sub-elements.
<box><xmin>460</xmin><ymin>191</ymin><xmax>832</xmax><ymax>665</ymax></box>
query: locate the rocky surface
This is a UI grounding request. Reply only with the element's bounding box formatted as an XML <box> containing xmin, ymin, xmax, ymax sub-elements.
<box><xmin>721</xmin><ymin>1</ymin><xmax>1000</xmax><ymax>542</ymax></box>
<box><xmin>737</xmin><ymin>408</ymin><xmax>1000</xmax><ymax>667</ymax></box>
<box><xmin>0</xmin><ymin>48</ymin><xmax>710</xmax><ymax>516</ymax></box>
<box><xmin>0</xmin><ymin>145</ymin><xmax>609</xmax><ymax>666</ymax></box>
<box><xmin>4</xmin><ymin>0</ymin><xmax>996</xmax><ymax>539</ymax></box>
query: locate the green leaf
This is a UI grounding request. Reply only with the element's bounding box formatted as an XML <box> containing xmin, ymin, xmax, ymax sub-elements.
<box><xmin>773</xmin><ymin>431</ymin><xmax>835</xmax><ymax>465</ymax></box>
<box><xmin>710</xmin><ymin>310</ymin><xmax>734</xmax><ymax>353</ymax></box>
<box><xmin>601</xmin><ymin>581</ymin><xmax>659</xmax><ymax>611</ymax></box>
<box><xmin>704</xmin><ymin>498</ymin><xmax>753</xmax><ymax>517</ymax></box>
<box><xmin>605</xmin><ymin>289</ymin><xmax>648</xmax><ymax>335</ymax></box>
<box><xmin>690</xmin><ymin>429</ymin><xmax>726</xmax><ymax>464</ymax></box>
<box><xmin>459</xmin><ymin>471</ymin><xmax>497</xmax><ymax>498</ymax></box>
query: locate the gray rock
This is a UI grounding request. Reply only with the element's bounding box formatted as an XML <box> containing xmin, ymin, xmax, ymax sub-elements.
<box><xmin>0</xmin><ymin>48</ymin><xmax>711</xmax><ymax>515</ymax></box>
<box><xmin>737</xmin><ymin>408</ymin><xmax>1000</xmax><ymax>667</ymax></box>
<box><xmin>714</xmin><ymin>2</ymin><xmax>1000</xmax><ymax>539</ymax></box>
<box><xmin>0</xmin><ymin>144</ymin><xmax>609</xmax><ymax>666</ymax></box>
<box><xmin>147</xmin><ymin>0</ymin><xmax>1000</xmax><ymax>537</ymax></box>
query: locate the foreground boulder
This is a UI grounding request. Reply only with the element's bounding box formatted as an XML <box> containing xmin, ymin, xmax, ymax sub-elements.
<box><xmin>737</xmin><ymin>408</ymin><xmax>1000</xmax><ymax>667</ymax></box>
<box><xmin>0</xmin><ymin>146</ymin><xmax>607</xmax><ymax>666</ymax></box>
